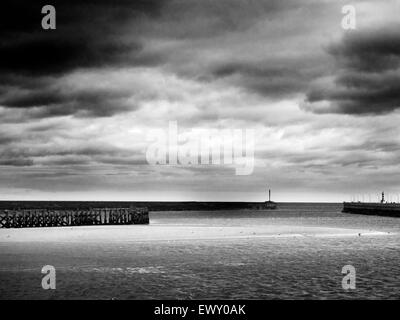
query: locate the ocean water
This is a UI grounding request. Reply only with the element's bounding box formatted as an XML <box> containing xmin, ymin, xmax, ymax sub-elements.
<box><xmin>0</xmin><ymin>203</ymin><xmax>400</xmax><ymax>299</ymax></box>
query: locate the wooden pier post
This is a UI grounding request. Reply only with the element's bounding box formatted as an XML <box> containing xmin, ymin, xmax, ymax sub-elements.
<box><xmin>1</xmin><ymin>207</ymin><xmax>149</xmax><ymax>228</ymax></box>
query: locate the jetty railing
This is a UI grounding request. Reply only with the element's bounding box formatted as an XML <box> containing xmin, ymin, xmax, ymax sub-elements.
<box><xmin>0</xmin><ymin>207</ymin><xmax>149</xmax><ymax>228</ymax></box>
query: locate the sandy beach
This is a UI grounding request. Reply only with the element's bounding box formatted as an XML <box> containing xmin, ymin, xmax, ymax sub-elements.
<box><xmin>0</xmin><ymin>223</ymin><xmax>393</xmax><ymax>243</ymax></box>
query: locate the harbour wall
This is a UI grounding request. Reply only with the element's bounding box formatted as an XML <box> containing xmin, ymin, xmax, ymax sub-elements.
<box><xmin>342</xmin><ymin>202</ymin><xmax>400</xmax><ymax>217</ymax></box>
<box><xmin>0</xmin><ymin>201</ymin><xmax>276</xmax><ymax>211</ymax></box>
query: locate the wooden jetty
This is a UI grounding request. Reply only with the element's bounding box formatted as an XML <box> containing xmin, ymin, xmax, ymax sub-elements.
<box><xmin>0</xmin><ymin>207</ymin><xmax>149</xmax><ymax>229</ymax></box>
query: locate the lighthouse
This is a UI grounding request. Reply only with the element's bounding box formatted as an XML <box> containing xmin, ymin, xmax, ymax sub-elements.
<box><xmin>264</xmin><ymin>188</ymin><xmax>277</xmax><ymax>209</ymax></box>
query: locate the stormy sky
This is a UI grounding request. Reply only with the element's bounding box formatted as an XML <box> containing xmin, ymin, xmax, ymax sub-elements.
<box><xmin>1</xmin><ymin>0</ymin><xmax>400</xmax><ymax>202</ymax></box>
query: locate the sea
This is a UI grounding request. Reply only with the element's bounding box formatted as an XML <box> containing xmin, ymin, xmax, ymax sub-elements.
<box><xmin>0</xmin><ymin>203</ymin><xmax>399</xmax><ymax>299</ymax></box>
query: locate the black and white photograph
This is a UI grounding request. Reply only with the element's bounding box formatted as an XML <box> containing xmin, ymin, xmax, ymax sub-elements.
<box><xmin>0</xmin><ymin>0</ymin><xmax>400</xmax><ymax>307</ymax></box>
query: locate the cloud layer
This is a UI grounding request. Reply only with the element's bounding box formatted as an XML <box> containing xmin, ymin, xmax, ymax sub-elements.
<box><xmin>1</xmin><ymin>0</ymin><xmax>400</xmax><ymax>201</ymax></box>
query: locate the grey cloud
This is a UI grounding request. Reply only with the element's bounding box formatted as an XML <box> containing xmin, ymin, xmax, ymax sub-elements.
<box><xmin>0</xmin><ymin>82</ymin><xmax>138</xmax><ymax>118</ymax></box>
<box><xmin>0</xmin><ymin>158</ymin><xmax>34</xmax><ymax>167</ymax></box>
<box><xmin>211</xmin><ymin>62</ymin><xmax>309</xmax><ymax>98</ymax></box>
<box><xmin>304</xmin><ymin>25</ymin><xmax>400</xmax><ymax>115</ymax></box>
<box><xmin>148</xmin><ymin>0</ymin><xmax>301</xmax><ymax>39</ymax></box>
<box><xmin>0</xmin><ymin>134</ymin><xmax>17</xmax><ymax>145</ymax></box>
<box><xmin>0</xmin><ymin>136</ymin><xmax>147</xmax><ymax>168</ymax></box>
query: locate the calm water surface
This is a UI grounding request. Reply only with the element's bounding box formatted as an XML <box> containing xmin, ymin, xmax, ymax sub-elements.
<box><xmin>0</xmin><ymin>203</ymin><xmax>399</xmax><ymax>299</ymax></box>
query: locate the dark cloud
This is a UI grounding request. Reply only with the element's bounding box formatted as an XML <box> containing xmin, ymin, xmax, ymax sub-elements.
<box><xmin>304</xmin><ymin>25</ymin><xmax>400</xmax><ymax>115</ymax></box>
<box><xmin>0</xmin><ymin>0</ymin><xmax>303</xmax><ymax>80</ymax></box>
<box><xmin>0</xmin><ymin>82</ymin><xmax>137</xmax><ymax>117</ymax></box>
<box><xmin>0</xmin><ymin>142</ymin><xmax>134</xmax><ymax>159</ymax></box>
<box><xmin>0</xmin><ymin>1</ymin><xmax>170</xmax><ymax>119</ymax></box>
<box><xmin>0</xmin><ymin>0</ymin><xmax>304</xmax><ymax>77</ymax></box>
<box><xmin>0</xmin><ymin>0</ymin><xmax>314</xmax><ymax>119</ymax></box>
<box><xmin>329</xmin><ymin>27</ymin><xmax>400</xmax><ymax>72</ymax></box>
<box><xmin>0</xmin><ymin>36</ymin><xmax>141</xmax><ymax>76</ymax></box>
<box><xmin>211</xmin><ymin>62</ymin><xmax>312</xmax><ymax>98</ymax></box>
<box><xmin>0</xmin><ymin>139</ymin><xmax>145</xmax><ymax>167</ymax></box>
<box><xmin>0</xmin><ymin>0</ymin><xmax>166</xmax><ymax>76</ymax></box>
<box><xmin>0</xmin><ymin>134</ymin><xmax>16</xmax><ymax>145</ymax></box>
<box><xmin>0</xmin><ymin>158</ymin><xmax>34</xmax><ymax>167</ymax></box>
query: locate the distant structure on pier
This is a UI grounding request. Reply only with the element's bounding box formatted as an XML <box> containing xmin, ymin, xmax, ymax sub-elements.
<box><xmin>251</xmin><ymin>188</ymin><xmax>277</xmax><ymax>210</ymax></box>
<box><xmin>265</xmin><ymin>189</ymin><xmax>277</xmax><ymax>209</ymax></box>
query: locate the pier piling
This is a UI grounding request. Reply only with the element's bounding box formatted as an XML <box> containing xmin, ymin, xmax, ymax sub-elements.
<box><xmin>0</xmin><ymin>207</ymin><xmax>149</xmax><ymax>229</ymax></box>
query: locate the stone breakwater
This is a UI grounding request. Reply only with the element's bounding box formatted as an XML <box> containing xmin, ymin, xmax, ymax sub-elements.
<box><xmin>343</xmin><ymin>202</ymin><xmax>400</xmax><ymax>217</ymax></box>
<box><xmin>0</xmin><ymin>201</ymin><xmax>277</xmax><ymax>211</ymax></box>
